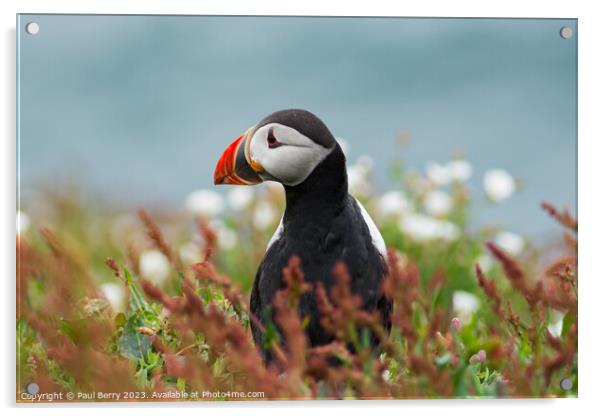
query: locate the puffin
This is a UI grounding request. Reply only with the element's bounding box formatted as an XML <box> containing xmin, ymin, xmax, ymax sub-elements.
<box><xmin>214</xmin><ymin>109</ymin><xmax>391</xmax><ymax>362</ymax></box>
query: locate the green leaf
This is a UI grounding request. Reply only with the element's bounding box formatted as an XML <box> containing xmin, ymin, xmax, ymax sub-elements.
<box><xmin>59</xmin><ymin>319</ymin><xmax>76</xmax><ymax>342</ymax></box>
<box><xmin>124</xmin><ymin>267</ymin><xmax>149</xmax><ymax>312</ymax></box>
<box><xmin>240</xmin><ymin>312</ymin><xmax>250</xmax><ymax>329</ymax></box>
<box><xmin>177</xmin><ymin>271</ymin><xmax>185</xmax><ymax>293</ymax></box>
<box><xmin>261</xmin><ymin>306</ymin><xmax>281</xmax><ymax>349</ymax></box>
<box><xmin>361</xmin><ymin>327</ymin><xmax>371</xmax><ymax>349</ymax></box>
<box><xmin>212</xmin><ymin>355</ymin><xmax>226</xmax><ymax>377</ymax></box>
<box><xmin>114</xmin><ymin>312</ymin><xmax>127</xmax><ymax>328</ymax></box>
<box><xmin>26</xmin><ymin>278</ymin><xmax>45</xmax><ymax>309</ymax></box>
<box><xmin>471</xmin><ymin>367</ymin><xmax>485</xmax><ymax>395</ymax></box>
<box><xmin>435</xmin><ymin>352</ymin><xmax>452</xmax><ymax>367</ymax></box>
<box><xmin>136</xmin><ymin>367</ymin><xmax>148</xmax><ymax>386</ymax></box>
<box><xmin>562</xmin><ymin>310</ymin><xmax>576</xmax><ymax>337</ymax></box>
<box><xmin>176</xmin><ymin>377</ymin><xmax>186</xmax><ymax>392</ymax></box>
<box><xmin>118</xmin><ymin>315</ymin><xmax>151</xmax><ymax>361</ymax></box>
<box><xmin>199</xmin><ymin>286</ymin><xmax>213</xmax><ymax>304</ymax></box>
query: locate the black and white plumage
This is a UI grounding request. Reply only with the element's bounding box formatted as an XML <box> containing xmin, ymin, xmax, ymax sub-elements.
<box><xmin>214</xmin><ymin>109</ymin><xmax>391</xmax><ymax>362</ymax></box>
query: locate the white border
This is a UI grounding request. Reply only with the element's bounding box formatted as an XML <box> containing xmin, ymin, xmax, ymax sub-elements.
<box><xmin>2</xmin><ymin>1</ymin><xmax>601</xmax><ymax>415</ymax></box>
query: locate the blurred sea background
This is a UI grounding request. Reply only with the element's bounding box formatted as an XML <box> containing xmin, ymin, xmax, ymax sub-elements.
<box><xmin>17</xmin><ymin>15</ymin><xmax>577</xmax><ymax>239</ymax></box>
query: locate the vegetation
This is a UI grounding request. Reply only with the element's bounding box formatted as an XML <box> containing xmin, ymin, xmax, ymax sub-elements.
<box><xmin>16</xmin><ymin>155</ymin><xmax>577</xmax><ymax>401</ymax></box>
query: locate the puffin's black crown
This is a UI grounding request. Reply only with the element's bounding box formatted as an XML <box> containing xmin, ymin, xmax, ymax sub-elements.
<box><xmin>255</xmin><ymin>109</ymin><xmax>336</xmax><ymax>149</ymax></box>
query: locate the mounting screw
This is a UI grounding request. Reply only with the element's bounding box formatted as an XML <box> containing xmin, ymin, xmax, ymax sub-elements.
<box><xmin>26</xmin><ymin>382</ymin><xmax>39</xmax><ymax>395</ymax></box>
<box><xmin>559</xmin><ymin>26</ymin><xmax>573</xmax><ymax>39</ymax></box>
<box><xmin>25</xmin><ymin>22</ymin><xmax>40</xmax><ymax>35</ymax></box>
<box><xmin>560</xmin><ymin>377</ymin><xmax>573</xmax><ymax>391</ymax></box>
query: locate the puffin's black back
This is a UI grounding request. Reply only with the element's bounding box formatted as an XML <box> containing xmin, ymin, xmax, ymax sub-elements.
<box><xmin>249</xmin><ymin>129</ymin><xmax>391</xmax><ymax>362</ymax></box>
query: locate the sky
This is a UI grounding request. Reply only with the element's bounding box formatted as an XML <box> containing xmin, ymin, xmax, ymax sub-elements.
<box><xmin>17</xmin><ymin>15</ymin><xmax>577</xmax><ymax>237</ymax></box>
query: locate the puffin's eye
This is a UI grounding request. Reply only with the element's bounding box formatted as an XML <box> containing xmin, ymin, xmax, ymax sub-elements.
<box><xmin>267</xmin><ymin>129</ymin><xmax>282</xmax><ymax>149</ymax></box>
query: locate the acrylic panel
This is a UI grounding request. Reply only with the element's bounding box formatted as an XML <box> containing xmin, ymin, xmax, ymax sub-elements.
<box><xmin>16</xmin><ymin>14</ymin><xmax>577</xmax><ymax>402</ymax></box>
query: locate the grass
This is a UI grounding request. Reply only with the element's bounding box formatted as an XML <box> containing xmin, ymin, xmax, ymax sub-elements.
<box><xmin>16</xmin><ymin>159</ymin><xmax>577</xmax><ymax>401</ymax></box>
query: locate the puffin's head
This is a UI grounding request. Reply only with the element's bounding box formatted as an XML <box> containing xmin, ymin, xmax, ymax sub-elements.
<box><xmin>214</xmin><ymin>109</ymin><xmax>337</xmax><ymax>187</ymax></box>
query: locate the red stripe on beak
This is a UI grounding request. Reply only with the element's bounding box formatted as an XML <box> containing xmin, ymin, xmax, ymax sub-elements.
<box><xmin>214</xmin><ymin>132</ymin><xmax>263</xmax><ymax>186</ymax></box>
<box><xmin>214</xmin><ymin>134</ymin><xmax>245</xmax><ymax>185</ymax></box>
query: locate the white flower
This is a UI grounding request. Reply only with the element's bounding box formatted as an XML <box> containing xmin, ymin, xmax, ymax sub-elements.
<box><xmin>139</xmin><ymin>250</ymin><xmax>170</xmax><ymax>285</ymax></box>
<box><xmin>547</xmin><ymin>310</ymin><xmax>565</xmax><ymax>338</ymax></box>
<box><xmin>227</xmin><ymin>187</ymin><xmax>254</xmax><ymax>211</ymax></box>
<box><xmin>207</xmin><ymin>219</ymin><xmax>239</xmax><ymax>250</ymax></box>
<box><xmin>426</xmin><ymin>160</ymin><xmax>472</xmax><ymax>186</ymax></box>
<box><xmin>437</xmin><ymin>222</ymin><xmax>460</xmax><ymax>241</ymax></box>
<box><xmin>483</xmin><ymin>169</ymin><xmax>516</xmax><ymax>202</ymax></box>
<box><xmin>425</xmin><ymin>162</ymin><xmax>452</xmax><ymax>186</ymax></box>
<box><xmin>348</xmin><ymin>166</ymin><xmax>368</xmax><ymax>197</ymax></box>
<box><xmin>357</xmin><ymin>155</ymin><xmax>374</xmax><ymax>171</ymax></box>
<box><xmin>453</xmin><ymin>291</ymin><xmax>480</xmax><ymax>315</ymax></box>
<box><xmin>348</xmin><ymin>157</ymin><xmax>373</xmax><ymax>198</ymax></box>
<box><xmin>424</xmin><ymin>190</ymin><xmax>453</xmax><ymax>217</ymax></box>
<box><xmin>448</xmin><ymin>160</ymin><xmax>473</xmax><ymax>182</ymax></box>
<box><xmin>17</xmin><ymin>211</ymin><xmax>30</xmax><ymax>234</ymax></box>
<box><xmin>185</xmin><ymin>190</ymin><xmax>224</xmax><ymax>217</ymax></box>
<box><xmin>547</xmin><ymin>320</ymin><xmax>563</xmax><ymax>338</ymax></box>
<box><xmin>377</xmin><ymin>191</ymin><xmax>411</xmax><ymax>218</ymax></box>
<box><xmin>100</xmin><ymin>283</ymin><xmax>125</xmax><ymax>312</ymax></box>
<box><xmin>382</xmin><ymin>369</ymin><xmax>392</xmax><ymax>382</ymax></box>
<box><xmin>217</xmin><ymin>226</ymin><xmax>238</xmax><ymax>250</ymax></box>
<box><xmin>495</xmin><ymin>231</ymin><xmax>525</xmax><ymax>255</ymax></box>
<box><xmin>399</xmin><ymin>214</ymin><xmax>460</xmax><ymax>242</ymax></box>
<box><xmin>477</xmin><ymin>254</ymin><xmax>494</xmax><ymax>273</ymax></box>
<box><xmin>253</xmin><ymin>200</ymin><xmax>278</xmax><ymax>230</ymax></box>
<box><xmin>336</xmin><ymin>137</ymin><xmax>349</xmax><ymax>156</ymax></box>
<box><xmin>179</xmin><ymin>241</ymin><xmax>201</xmax><ymax>264</ymax></box>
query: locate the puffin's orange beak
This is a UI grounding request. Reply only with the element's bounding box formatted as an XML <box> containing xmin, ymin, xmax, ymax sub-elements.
<box><xmin>214</xmin><ymin>129</ymin><xmax>263</xmax><ymax>186</ymax></box>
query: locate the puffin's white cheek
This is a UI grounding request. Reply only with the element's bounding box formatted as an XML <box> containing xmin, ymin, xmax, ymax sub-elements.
<box><xmin>262</xmin><ymin>147</ymin><xmax>317</xmax><ymax>185</ymax></box>
<box><xmin>248</xmin><ymin>123</ymin><xmax>333</xmax><ymax>186</ymax></box>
